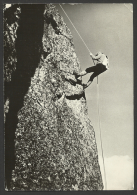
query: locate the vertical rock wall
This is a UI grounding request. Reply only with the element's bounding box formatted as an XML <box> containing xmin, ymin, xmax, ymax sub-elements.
<box><xmin>4</xmin><ymin>4</ymin><xmax>103</xmax><ymax>190</ymax></box>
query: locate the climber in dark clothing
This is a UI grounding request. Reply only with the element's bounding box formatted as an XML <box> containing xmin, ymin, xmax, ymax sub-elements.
<box><xmin>74</xmin><ymin>52</ymin><xmax>109</xmax><ymax>89</ymax></box>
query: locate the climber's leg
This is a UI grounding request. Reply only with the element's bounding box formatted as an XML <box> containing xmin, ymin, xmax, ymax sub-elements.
<box><xmin>74</xmin><ymin>65</ymin><xmax>97</xmax><ymax>77</ymax></box>
<box><xmin>85</xmin><ymin>65</ymin><xmax>97</xmax><ymax>74</ymax></box>
<box><xmin>89</xmin><ymin>64</ymin><xmax>107</xmax><ymax>81</ymax></box>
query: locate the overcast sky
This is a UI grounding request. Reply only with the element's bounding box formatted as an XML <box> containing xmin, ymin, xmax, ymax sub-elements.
<box><xmin>56</xmin><ymin>3</ymin><xmax>133</xmax><ymax>189</ymax></box>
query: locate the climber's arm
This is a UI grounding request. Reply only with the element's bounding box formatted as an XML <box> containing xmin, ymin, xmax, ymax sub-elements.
<box><xmin>90</xmin><ymin>52</ymin><xmax>102</xmax><ymax>60</ymax></box>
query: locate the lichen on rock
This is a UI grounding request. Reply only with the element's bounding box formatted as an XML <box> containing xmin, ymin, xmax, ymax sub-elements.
<box><xmin>4</xmin><ymin>4</ymin><xmax>103</xmax><ymax>190</ymax></box>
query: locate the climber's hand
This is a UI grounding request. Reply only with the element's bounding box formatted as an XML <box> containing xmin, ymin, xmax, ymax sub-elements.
<box><xmin>90</xmin><ymin>52</ymin><xmax>93</xmax><ymax>58</ymax></box>
<box><xmin>83</xmin><ymin>83</ymin><xmax>88</xmax><ymax>89</ymax></box>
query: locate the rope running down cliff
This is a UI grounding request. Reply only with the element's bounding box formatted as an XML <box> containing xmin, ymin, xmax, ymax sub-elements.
<box><xmin>59</xmin><ymin>4</ymin><xmax>107</xmax><ymax>190</ymax></box>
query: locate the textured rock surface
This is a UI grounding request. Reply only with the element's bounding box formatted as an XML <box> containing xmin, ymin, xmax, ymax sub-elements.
<box><xmin>4</xmin><ymin>4</ymin><xmax>103</xmax><ymax>190</ymax></box>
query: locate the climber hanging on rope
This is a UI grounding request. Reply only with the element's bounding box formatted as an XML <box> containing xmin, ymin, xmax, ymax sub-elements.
<box><xmin>74</xmin><ymin>52</ymin><xmax>109</xmax><ymax>89</ymax></box>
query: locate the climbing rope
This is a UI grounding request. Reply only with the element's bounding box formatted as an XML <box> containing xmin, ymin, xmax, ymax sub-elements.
<box><xmin>59</xmin><ymin>4</ymin><xmax>107</xmax><ymax>190</ymax></box>
<box><xmin>59</xmin><ymin>4</ymin><xmax>91</xmax><ymax>53</ymax></box>
<box><xmin>97</xmin><ymin>80</ymin><xmax>107</xmax><ymax>190</ymax></box>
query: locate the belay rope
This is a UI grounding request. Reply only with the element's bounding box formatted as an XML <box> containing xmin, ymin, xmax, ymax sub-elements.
<box><xmin>59</xmin><ymin>4</ymin><xmax>91</xmax><ymax>53</ymax></box>
<box><xmin>59</xmin><ymin>4</ymin><xmax>107</xmax><ymax>190</ymax></box>
<box><xmin>97</xmin><ymin>82</ymin><xmax>107</xmax><ymax>190</ymax></box>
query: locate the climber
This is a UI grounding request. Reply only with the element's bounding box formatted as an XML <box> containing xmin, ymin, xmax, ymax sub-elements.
<box><xmin>74</xmin><ymin>52</ymin><xmax>109</xmax><ymax>89</ymax></box>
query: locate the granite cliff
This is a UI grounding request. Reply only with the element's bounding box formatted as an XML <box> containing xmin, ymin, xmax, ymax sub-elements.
<box><xmin>4</xmin><ymin>4</ymin><xmax>103</xmax><ymax>190</ymax></box>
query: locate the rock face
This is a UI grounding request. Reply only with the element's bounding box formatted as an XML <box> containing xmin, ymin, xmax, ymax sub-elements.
<box><xmin>4</xmin><ymin>4</ymin><xmax>103</xmax><ymax>190</ymax></box>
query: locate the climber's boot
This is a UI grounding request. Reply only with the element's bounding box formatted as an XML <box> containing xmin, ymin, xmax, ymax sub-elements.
<box><xmin>65</xmin><ymin>74</ymin><xmax>77</xmax><ymax>85</ymax></box>
<box><xmin>77</xmin><ymin>76</ymin><xmax>82</xmax><ymax>81</ymax></box>
<box><xmin>73</xmin><ymin>71</ymin><xmax>82</xmax><ymax>84</ymax></box>
<box><xmin>73</xmin><ymin>71</ymin><xmax>80</xmax><ymax>79</ymax></box>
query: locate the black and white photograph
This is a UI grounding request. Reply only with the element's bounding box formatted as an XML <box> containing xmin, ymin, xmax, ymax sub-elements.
<box><xmin>4</xmin><ymin>3</ymin><xmax>133</xmax><ymax>190</ymax></box>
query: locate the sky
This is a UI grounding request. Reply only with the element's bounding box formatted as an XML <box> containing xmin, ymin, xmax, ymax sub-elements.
<box><xmin>56</xmin><ymin>3</ymin><xmax>133</xmax><ymax>190</ymax></box>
